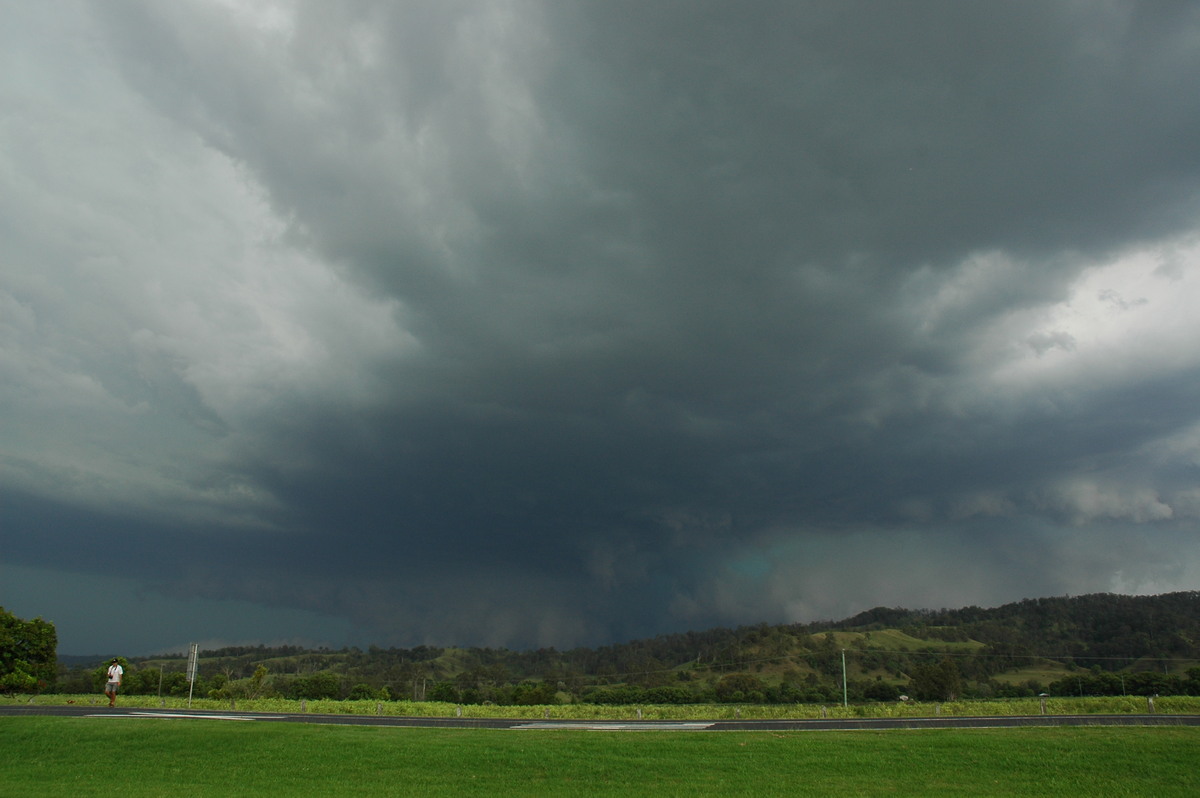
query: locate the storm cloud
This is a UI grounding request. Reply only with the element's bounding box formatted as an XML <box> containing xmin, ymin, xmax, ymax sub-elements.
<box><xmin>4</xmin><ymin>0</ymin><xmax>1200</xmax><ymax>654</ymax></box>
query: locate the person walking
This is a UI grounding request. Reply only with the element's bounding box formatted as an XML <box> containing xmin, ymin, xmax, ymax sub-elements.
<box><xmin>105</xmin><ymin>658</ymin><xmax>123</xmax><ymax>707</ymax></box>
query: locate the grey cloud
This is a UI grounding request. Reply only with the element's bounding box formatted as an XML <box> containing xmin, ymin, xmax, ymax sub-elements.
<box><xmin>1027</xmin><ymin>331</ymin><xmax>1076</xmax><ymax>357</ymax></box>
<box><xmin>4</xmin><ymin>1</ymin><xmax>1200</xmax><ymax>652</ymax></box>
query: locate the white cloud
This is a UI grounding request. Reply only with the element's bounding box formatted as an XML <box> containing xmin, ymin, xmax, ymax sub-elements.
<box><xmin>1039</xmin><ymin>479</ymin><xmax>1174</xmax><ymax>525</ymax></box>
<box><xmin>991</xmin><ymin>238</ymin><xmax>1200</xmax><ymax>393</ymax></box>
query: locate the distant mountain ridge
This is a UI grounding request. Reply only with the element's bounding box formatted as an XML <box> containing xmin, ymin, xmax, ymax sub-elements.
<box><xmin>80</xmin><ymin>590</ymin><xmax>1200</xmax><ymax>667</ymax></box>
<box><xmin>56</xmin><ymin>591</ymin><xmax>1200</xmax><ymax>702</ymax></box>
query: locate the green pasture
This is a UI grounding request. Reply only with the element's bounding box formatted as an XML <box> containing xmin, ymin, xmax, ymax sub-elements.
<box><xmin>989</xmin><ymin>660</ymin><xmax>1076</xmax><ymax>684</ymax></box>
<box><xmin>822</xmin><ymin>628</ymin><xmax>985</xmax><ymax>652</ymax></box>
<box><xmin>2</xmin><ymin>717</ymin><xmax>1197</xmax><ymax>796</ymax></box>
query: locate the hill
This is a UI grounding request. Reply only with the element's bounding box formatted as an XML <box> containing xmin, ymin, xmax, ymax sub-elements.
<box><xmin>55</xmin><ymin>591</ymin><xmax>1200</xmax><ymax>703</ymax></box>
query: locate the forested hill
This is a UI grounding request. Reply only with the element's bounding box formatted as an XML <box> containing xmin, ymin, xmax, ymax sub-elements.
<box><xmin>557</xmin><ymin>590</ymin><xmax>1200</xmax><ymax>675</ymax></box>
<box><xmin>160</xmin><ymin>591</ymin><xmax>1200</xmax><ymax>670</ymax></box>
<box><xmin>823</xmin><ymin>591</ymin><xmax>1200</xmax><ymax>660</ymax></box>
<box><xmin>58</xmin><ymin>591</ymin><xmax>1200</xmax><ymax>702</ymax></box>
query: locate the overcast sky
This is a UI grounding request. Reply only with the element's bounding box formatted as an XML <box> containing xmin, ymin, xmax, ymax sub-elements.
<box><xmin>4</xmin><ymin>0</ymin><xmax>1200</xmax><ymax>656</ymax></box>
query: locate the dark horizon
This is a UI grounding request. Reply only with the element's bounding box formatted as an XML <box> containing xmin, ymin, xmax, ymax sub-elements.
<box><xmin>50</xmin><ymin>588</ymin><xmax>1200</xmax><ymax>662</ymax></box>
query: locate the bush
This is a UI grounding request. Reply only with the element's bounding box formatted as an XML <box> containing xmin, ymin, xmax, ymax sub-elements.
<box><xmin>715</xmin><ymin>674</ymin><xmax>765</xmax><ymax>703</ymax></box>
<box><xmin>348</xmin><ymin>683</ymin><xmax>381</xmax><ymax>701</ymax></box>
<box><xmin>644</xmin><ymin>686</ymin><xmax>695</xmax><ymax>704</ymax></box>
<box><xmin>510</xmin><ymin>681</ymin><xmax>557</xmax><ymax>705</ymax></box>
<box><xmin>582</xmin><ymin>685</ymin><xmax>647</xmax><ymax>705</ymax></box>
<box><xmin>291</xmin><ymin>672</ymin><xmax>341</xmax><ymax>700</ymax></box>
<box><xmin>427</xmin><ymin>682</ymin><xmax>459</xmax><ymax>703</ymax></box>
<box><xmin>864</xmin><ymin>681</ymin><xmax>901</xmax><ymax>702</ymax></box>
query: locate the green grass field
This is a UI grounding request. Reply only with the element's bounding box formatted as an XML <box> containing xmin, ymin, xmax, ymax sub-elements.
<box><xmin>2</xmin><ymin>717</ymin><xmax>1198</xmax><ymax>796</ymax></box>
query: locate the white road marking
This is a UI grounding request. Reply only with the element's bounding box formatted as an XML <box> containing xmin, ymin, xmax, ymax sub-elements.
<box><xmin>512</xmin><ymin>722</ymin><xmax>714</xmax><ymax>731</ymax></box>
<box><xmin>85</xmin><ymin>711</ymin><xmax>260</xmax><ymax>721</ymax></box>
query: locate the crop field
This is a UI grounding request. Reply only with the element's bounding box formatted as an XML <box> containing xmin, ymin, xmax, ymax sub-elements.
<box><xmin>5</xmin><ymin>693</ymin><xmax>1199</xmax><ymax>719</ymax></box>
<box><xmin>2</xmin><ymin>716</ymin><xmax>1198</xmax><ymax>796</ymax></box>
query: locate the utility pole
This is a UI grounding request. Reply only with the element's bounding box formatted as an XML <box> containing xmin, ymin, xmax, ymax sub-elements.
<box><xmin>841</xmin><ymin>649</ymin><xmax>848</xmax><ymax>708</ymax></box>
<box><xmin>186</xmin><ymin>643</ymin><xmax>199</xmax><ymax>708</ymax></box>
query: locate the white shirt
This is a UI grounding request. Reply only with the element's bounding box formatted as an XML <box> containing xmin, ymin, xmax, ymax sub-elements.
<box><xmin>107</xmin><ymin>664</ymin><xmax>123</xmax><ymax>683</ymax></box>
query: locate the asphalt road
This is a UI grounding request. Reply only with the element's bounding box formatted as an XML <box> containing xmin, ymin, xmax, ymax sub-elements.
<box><xmin>3</xmin><ymin>705</ymin><xmax>1198</xmax><ymax>731</ymax></box>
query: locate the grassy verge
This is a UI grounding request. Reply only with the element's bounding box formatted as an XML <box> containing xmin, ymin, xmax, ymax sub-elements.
<box><xmin>4</xmin><ymin>693</ymin><xmax>1198</xmax><ymax>719</ymax></box>
<box><xmin>2</xmin><ymin>718</ymin><xmax>1197</xmax><ymax>796</ymax></box>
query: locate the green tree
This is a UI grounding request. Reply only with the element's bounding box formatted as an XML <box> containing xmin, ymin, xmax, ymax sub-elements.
<box><xmin>582</xmin><ymin>685</ymin><xmax>646</xmax><ymax>704</ymax></box>
<box><xmin>292</xmin><ymin>671</ymin><xmax>341</xmax><ymax>700</ymax></box>
<box><xmin>0</xmin><ymin>608</ymin><xmax>57</xmax><ymax>694</ymax></box>
<box><xmin>714</xmin><ymin>673</ymin><xmax>766</xmax><ymax>703</ymax></box>
<box><xmin>427</xmin><ymin>681</ymin><xmax>459</xmax><ymax>703</ymax></box>
<box><xmin>644</xmin><ymin>685</ymin><xmax>694</xmax><ymax>704</ymax></box>
<box><xmin>907</xmin><ymin>659</ymin><xmax>962</xmax><ymax>701</ymax></box>
<box><xmin>247</xmin><ymin>665</ymin><xmax>269</xmax><ymax>699</ymax></box>
<box><xmin>126</xmin><ymin>667</ymin><xmax>164</xmax><ymax>696</ymax></box>
<box><xmin>864</xmin><ymin>680</ymin><xmax>901</xmax><ymax>702</ymax></box>
<box><xmin>510</xmin><ymin>680</ymin><xmax>556</xmax><ymax>705</ymax></box>
<box><xmin>348</xmin><ymin>683</ymin><xmax>381</xmax><ymax>701</ymax></box>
